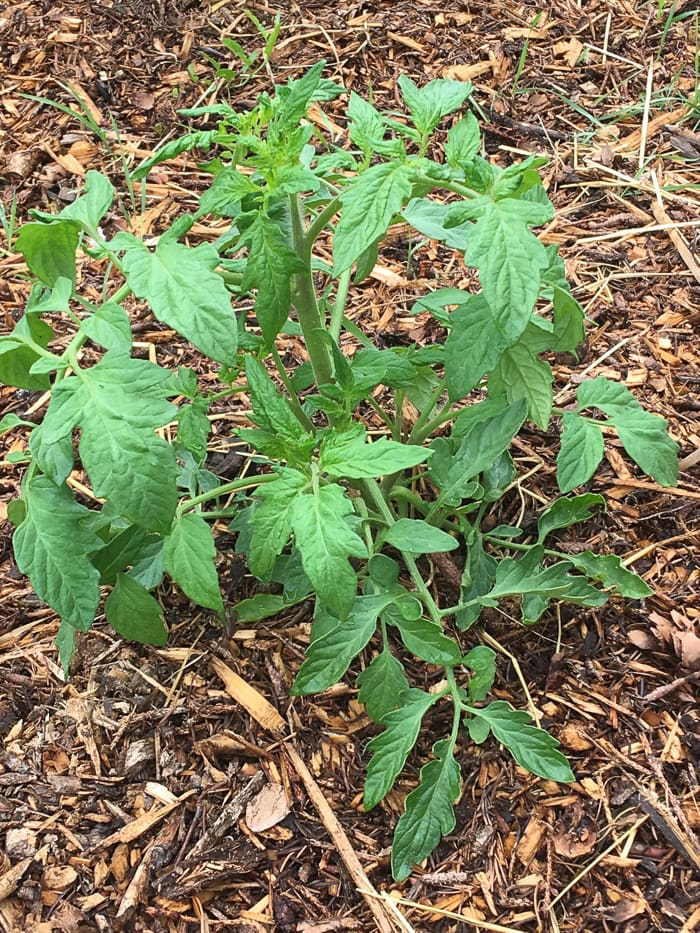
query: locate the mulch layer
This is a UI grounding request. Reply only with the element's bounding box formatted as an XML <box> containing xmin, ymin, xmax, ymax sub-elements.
<box><xmin>1</xmin><ymin>1</ymin><xmax>699</xmax><ymax>931</ymax></box>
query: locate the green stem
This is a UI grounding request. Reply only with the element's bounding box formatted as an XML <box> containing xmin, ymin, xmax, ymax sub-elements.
<box><xmin>305</xmin><ymin>195</ymin><xmax>342</xmax><ymax>247</ymax></box>
<box><xmin>329</xmin><ymin>268</ymin><xmax>352</xmax><ymax>343</ymax></box>
<box><xmin>272</xmin><ymin>348</ymin><xmax>315</xmax><ymax>432</ymax></box>
<box><xmin>403</xmin><ymin>551</ymin><xmax>443</xmax><ymax>625</ymax></box>
<box><xmin>414</xmin><ymin>172</ymin><xmax>481</xmax><ymax>201</ymax></box>
<box><xmin>406</xmin><ymin>383</ymin><xmax>448</xmax><ymax>445</ymax></box>
<box><xmin>409</xmin><ymin>398</ymin><xmax>459</xmax><ymax>446</ymax></box>
<box><xmin>177</xmin><ymin>471</ymin><xmax>278</xmax><ymax>516</ymax></box>
<box><xmin>289</xmin><ymin>194</ymin><xmax>334</xmax><ymax>388</ymax></box>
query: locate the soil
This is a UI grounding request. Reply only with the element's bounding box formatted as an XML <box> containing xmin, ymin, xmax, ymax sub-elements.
<box><xmin>1</xmin><ymin>2</ymin><xmax>699</xmax><ymax>931</ymax></box>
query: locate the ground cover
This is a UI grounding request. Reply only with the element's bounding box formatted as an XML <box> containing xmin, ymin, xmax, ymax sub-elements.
<box><xmin>1</xmin><ymin>2</ymin><xmax>699</xmax><ymax>931</ymax></box>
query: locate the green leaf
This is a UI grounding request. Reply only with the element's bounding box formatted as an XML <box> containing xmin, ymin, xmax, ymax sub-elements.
<box><xmin>130</xmin><ymin>130</ymin><xmax>218</xmax><ymax>181</ymax></box>
<box><xmin>248</xmin><ymin>469</ymin><xmax>307</xmax><ymax>579</ymax></box>
<box><xmin>577</xmin><ymin>377</ymin><xmax>679</xmax><ymax>487</ymax></box>
<box><xmin>56</xmin><ymin>620</ymin><xmax>76</xmax><ymax>675</ymax></box>
<box><xmin>403</xmin><ymin>197</ymin><xmax>471</xmax><ymax>252</ymax></box>
<box><xmin>391</xmin><ymin>739</ymin><xmax>461</xmax><ymax>881</ymax></box>
<box><xmin>444</xmin><ymin>294</ymin><xmax>506</xmax><ymax>400</ymax></box>
<box><xmin>463</xmin><ymin>646</ymin><xmax>496</xmax><ymax>702</ymax></box>
<box><xmin>13</xmin><ymin>474</ymin><xmax>102</xmax><ymax>631</ymax></box>
<box><xmin>104</xmin><ymin>573</ymin><xmax>168</xmax><ymax>646</ymax></box>
<box><xmin>392</xmin><ymin>617</ymin><xmax>462</xmax><ymax>665</ymax></box>
<box><xmin>119</xmin><ymin>226</ymin><xmax>237</xmax><ymax>364</ymax></box>
<box><xmin>163</xmin><ymin>513</ymin><xmax>223</xmax><ymax>611</ymax></box>
<box><xmin>383</xmin><ymin>518</ymin><xmax>458</xmax><ymax>554</ymax></box>
<box><xmin>28</xmin><ymin>423</ymin><xmax>73</xmax><ymax>484</ymax></box>
<box><xmin>15</xmin><ymin>220</ymin><xmax>79</xmax><ymax>286</ymax></box>
<box><xmin>537</xmin><ymin>494</ymin><xmax>606</xmax><ymax>544</ymax></box>
<box><xmin>350</xmin><ymin>348</ymin><xmax>418</xmax><ymax>391</ymax></box>
<box><xmin>564</xmin><ymin>551</ymin><xmax>652</xmax><ymax>599</ymax></box>
<box><xmin>320</xmin><ymin>428</ymin><xmax>431</xmax><ymax>480</ymax></box>
<box><xmin>245</xmin><ymin>356</ymin><xmax>311</xmax><ymax>449</ymax></box>
<box><xmin>445</xmin><ymin>112</ymin><xmax>480</xmax><ymax>167</ymax></box>
<box><xmin>364</xmin><ymin>688</ymin><xmax>439</xmax><ymax>811</ymax></box>
<box><xmin>291</xmin><ymin>595</ymin><xmax>384</xmax><ymax>694</ymax></box>
<box><xmin>52</xmin><ymin>354</ymin><xmax>179</xmax><ymax>534</ymax></box>
<box><xmin>0</xmin><ymin>413</ymin><xmax>35</xmax><ymax>435</ymax></box>
<box><xmin>447</xmin><ymin>196</ymin><xmax>552</xmax><ymax>343</ymax></box>
<box><xmin>347</xmin><ymin>92</ymin><xmax>386</xmax><ymax>157</ymax></box>
<box><xmin>552</xmin><ymin>285</ymin><xmax>585</xmax><ymax>352</ymax></box>
<box><xmin>489</xmin><ymin>342</ymin><xmax>553</xmax><ymax>429</ymax></box>
<box><xmin>0</xmin><ymin>317</ymin><xmax>53</xmax><ymax>391</ymax></box>
<box><xmin>334</xmin><ymin>162</ymin><xmax>414</xmax><ymax>274</ymax></box>
<box><xmin>430</xmin><ymin>399</ymin><xmax>526</xmax><ymax>507</ymax></box>
<box><xmin>89</xmin><ymin>524</ymin><xmax>153</xmax><ymax>585</ymax></box>
<box><xmin>80</xmin><ymin>302</ymin><xmax>132</xmax><ymax>352</ymax></box>
<box><xmin>456</xmin><ymin>535</ymin><xmax>496</xmax><ymax>630</ymax></box>
<box><xmin>487</xmin><ymin>546</ymin><xmax>599</xmax><ymax>605</ymax></box>
<box><xmin>398</xmin><ymin>75</ymin><xmax>472</xmax><ymax>138</ymax></box>
<box><xmin>61</xmin><ymin>170</ymin><xmax>114</xmax><ymax>229</ymax></box>
<box><xmin>467</xmin><ymin>701</ymin><xmax>573</xmax><ymax>782</ymax></box>
<box><xmin>199</xmin><ymin>166</ymin><xmax>259</xmax><ymax>217</ymax></box>
<box><xmin>290</xmin><ymin>482</ymin><xmax>367</xmax><ymax>619</ymax></box>
<box><xmin>177</xmin><ymin>398</ymin><xmax>210</xmax><ymax>461</ymax></box>
<box><xmin>234</xmin><ymin>594</ymin><xmax>287</xmax><ymax>622</ymax></box>
<box><xmin>239</xmin><ymin>211</ymin><xmax>305</xmax><ymax>344</ymax></box>
<box><xmin>357</xmin><ymin>648</ymin><xmax>409</xmax><ymax>723</ymax></box>
<box><xmin>557</xmin><ymin>412</ymin><xmax>604</xmax><ymax>493</ymax></box>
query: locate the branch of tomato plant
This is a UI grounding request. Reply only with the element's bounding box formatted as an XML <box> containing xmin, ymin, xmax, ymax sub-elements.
<box><xmin>176</xmin><ymin>471</ymin><xmax>279</xmax><ymax>516</ymax></box>
<box><xmin>289</xmin><ymin>193</ymin><xmax>334</xmax><ymax>389</ymax></box>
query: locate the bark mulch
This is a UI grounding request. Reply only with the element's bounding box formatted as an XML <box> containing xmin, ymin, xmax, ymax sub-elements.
<box><xmin>1</xmin><ymin>1</ymin><xmax>699</xmax><ymax>931</ymax></box>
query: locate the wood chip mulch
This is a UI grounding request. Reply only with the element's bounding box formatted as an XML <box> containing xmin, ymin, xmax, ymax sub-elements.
<box><xmin>1</xmin><ymin>2</ymin><xmax>699</xmax><ymax>931</ymax></box>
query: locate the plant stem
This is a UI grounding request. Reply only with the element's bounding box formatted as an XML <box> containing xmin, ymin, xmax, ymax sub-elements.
<box><xmin>329</xmin><ymin>268</ymin><xmax>352</xmax><ymax>343</ymax></box>
<box><xmin>177</xmin><ymin>471</ymin><xmax>278</xmax><ymax>516</ymax></box>
<box><xmin>409</xmin><ymin>397</ymin><xmax>459</xmax><ymax>446</ymax></box>
<box><xmin>289</xmin><ymin>194</ymin><xmax>334</xmax><ymax>388</ymax></box>
<box><xmin>272</xmin><ymin>348</ymin><xmax>315</xmax><ymax>431</ymax></box>
<box><xmin>305</xmin><ymin>195</ymin><xmax>342</xmax><ymax>247</ymax></box>
<box><xmin>403</xmin><ymin>551</ymin><xmax>443</xmax><ymax>625</ymax></box>
<box><xmin>406</xmin><ymin>383</ymin><xmax>448</xmax><ymax>445</ymax></box>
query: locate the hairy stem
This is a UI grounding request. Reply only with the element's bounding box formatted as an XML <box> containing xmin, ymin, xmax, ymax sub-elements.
<box><xmin>289</xmin><ymin>194</ymin><xmax>334</xmax><ymax>388</ymax></box>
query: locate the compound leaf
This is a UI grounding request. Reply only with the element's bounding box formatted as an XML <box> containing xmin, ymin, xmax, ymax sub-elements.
<box><xmin>163</xmin><ymin>513</ymin><xmax>223</xmax><ymax>611</ymax></box>
<box><xmin>13</xmin><ymin>474</ymin><xmax>101</xmax><ymax>632</ymax></box>
<box><xmin>391</xmin><ymin>739</ymin><xmax>461</xmax><ymax>881</ymax></box>
<box><xmin>364</xmin><ymin>688</ymin><xmax>439</xmax><ymax>811</ymax></box>
<box><xmin>577</xmin><ymin>377</ymin><xmax>679</xmax><ymax>487</ymax></box>
<box><xmin>467</xmin><ymin>700</ymin><xmax>573</xmax><ymax>782</ymax></box>
<box><xmin>398</xmin><ymin>75</ymin><xmax>472</xmax><ymax>138</ymax></box>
